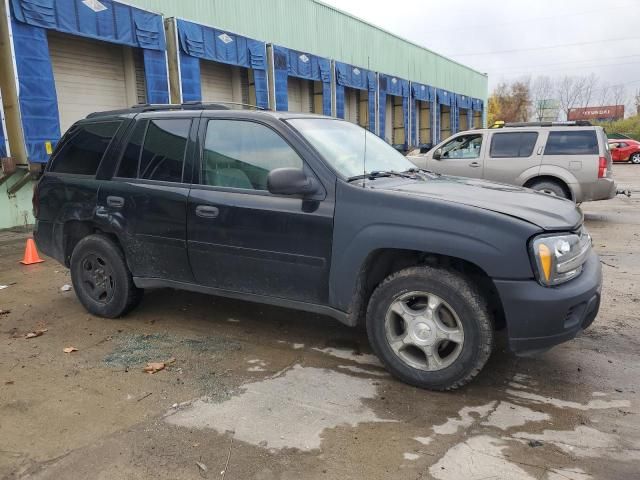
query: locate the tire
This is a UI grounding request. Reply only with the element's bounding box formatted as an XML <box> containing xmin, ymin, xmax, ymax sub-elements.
<box><xmin>366</xmin><ymin>266</ymin><xmax>494</xmax><ymax>391</ymax></box>
<box><xmin>631</xmin><ymin>153</ymin><xmax>640</xmax><ymax>165</ymax></box>
<box><xmin>529</xmin><ymin>179</ymin><xmax>570</xmax><ymax>199</ymax></box>
<box><xmin>70</xmin><ymin>234</ymin><xmax>143</xmax><ymax>318</ymax></box>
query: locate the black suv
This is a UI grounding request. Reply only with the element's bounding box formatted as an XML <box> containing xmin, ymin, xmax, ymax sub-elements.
<box><xmin>34</xmin><ymin>104</ymin><xmax>602</xmax><ymax>390</ymax></box>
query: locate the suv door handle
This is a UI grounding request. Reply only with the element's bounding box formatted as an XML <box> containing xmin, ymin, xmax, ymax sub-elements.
<box><xmin>106</xmin><ymin>196</ymin><xmax>125</xmax><ymax>209</ymax></box>
<box><xmin>469</xmin><ymin>161</ymin><xmax>481</xmax><ymax>168</ymax></box>
<box><xmin>195</xmin><ymin>205</ymin><xmax>219</xmax><ymax>219</ymax></box>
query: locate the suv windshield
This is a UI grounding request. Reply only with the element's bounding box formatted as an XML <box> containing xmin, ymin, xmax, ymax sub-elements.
<box><xmin>288</xmin><ymin>118</ymin><xmax>415</xmax><ymax>178</ymax></box>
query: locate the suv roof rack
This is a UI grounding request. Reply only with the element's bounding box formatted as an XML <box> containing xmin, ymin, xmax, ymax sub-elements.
<box><xmin>490</xmin><ymin>120</ymin><xmax>592</xmax><ymax>128</ymax></box>
<box><xmin>86</xmin><ymin>101</ymin><xmax>265</xmax><ymax>119</ymax></box>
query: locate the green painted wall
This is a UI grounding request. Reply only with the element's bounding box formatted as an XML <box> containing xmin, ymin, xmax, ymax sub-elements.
<box><xmin>0</xmin><ymin>175</ymin><xmax>34</xmax><ymax>230</ymax></box>
<box><xmin>128</xmin><ymin>0</ymin><xmax>488</xmax><ymax>100</ymax></box>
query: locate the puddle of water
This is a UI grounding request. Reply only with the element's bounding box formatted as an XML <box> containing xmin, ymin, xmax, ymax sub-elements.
<box><xmin>337</xmin><ymin>365</ymin><xmax>387</xmax><ymax>377</ymax></box>
<box><xmin>311</xmin><ymin>347</ymin><xmax>382</xmax><ymax>366</ymax></box>
<box><xmin>506</xmin><ymin>389</ymin><xmax>631</xmax><ymax>411</ymax></box>
<box><xmin>403</xmin><ymin>452</ymin><xmax>420</xmax><ymax>460</ymax></box>
<box><xmin>165</xmin><ymin>365</ymin><xmax>392</xmax><ymax>451</ymax></box>
<box><xmin>514</xmin><ymin>426</ymin><xmax>639</xmax><ymax>461</ymax></box>
<box><xmin>481</xmin><ymin>401</ymin><xmax>550</xmax><ymax>430</ymax></box>
<box><xmin>429</xmin><ymin>435</ymin><xmax>535</xmax><ymax>480</ymax></box>
<box><xmin>432</xmin><ymin>402</ymin><xmax>496</xmax><ymax>435</ymax></box>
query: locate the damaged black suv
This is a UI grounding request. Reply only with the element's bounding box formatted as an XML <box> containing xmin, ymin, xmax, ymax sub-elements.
<box><xmin>34</xmin><ymin>104</ymin><xmax>602</xmax><ymax>390</ymax></box>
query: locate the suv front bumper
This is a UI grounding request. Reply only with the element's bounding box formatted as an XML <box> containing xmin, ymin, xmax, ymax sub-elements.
<box><xmin>494</xmin><ymin>250</ymin><xmax>602</xmax><ymax>354</ymax></box>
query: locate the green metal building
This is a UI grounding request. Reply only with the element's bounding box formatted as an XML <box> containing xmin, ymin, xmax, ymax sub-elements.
<box><xmin>0</xmin><ymin>0</ymin><xmax>487</xmax><ymax>229</ymax></box>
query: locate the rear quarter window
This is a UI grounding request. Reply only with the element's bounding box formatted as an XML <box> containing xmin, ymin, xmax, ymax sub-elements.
<box><xmin>545</xmin><ymin>130</ymin><xmax>598</xmax><ymax>155</ymax></box>
<box><xmin>489</xmin><ymin>132</ymin><xmax>538</xmax><ymax>158</ymax></box>
<box><xmin>50</xmin><ymin>121</ymin><xmax>122</xmax><ymax>175</ymax></box>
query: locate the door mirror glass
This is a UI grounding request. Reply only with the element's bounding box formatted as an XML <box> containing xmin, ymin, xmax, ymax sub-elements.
<box><xmin>433</xmin><ymin>149</ymin><xmax>442</xmax><ymax>160</ymax></box>
<box><xmin>267</xmin><ymin>168</ymin><xmax>318</xmax><ymax>196</ymax></box>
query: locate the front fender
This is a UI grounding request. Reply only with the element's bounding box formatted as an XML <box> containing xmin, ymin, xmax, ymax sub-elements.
<box><xmin>329</xmin><ymin>183</ymin><xmax>541</xmax><ymax>312</ymax></box>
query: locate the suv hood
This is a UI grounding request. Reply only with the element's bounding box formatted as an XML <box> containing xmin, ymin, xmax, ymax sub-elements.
<box><xmin>379</xmin><ymin>175</ymin><xmax>582</xmax><ymax>230</ymax></box>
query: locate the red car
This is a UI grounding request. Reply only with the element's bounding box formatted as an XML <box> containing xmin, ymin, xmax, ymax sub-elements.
<box><xmin>609</xmin><ymin>139</ymin><xmax>640</xmax><ymax>164</ymax></box>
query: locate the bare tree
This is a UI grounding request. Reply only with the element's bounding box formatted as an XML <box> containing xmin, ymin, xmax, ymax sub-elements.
<box><xmin>611</xmin><ymin>84</ymin><xmax>626</xmax><ymax>106</ymax></box>
<box><xmin>577</xmin><ymin>73</ymin><xmax>598</xmax><ymax>108</ymax></box>
<box><xmin>557</xmin><ymin>75</ymin><xmax>587</xmax><ymax>119</ymax></box>
<box><xmin>635</xmin><ymin>88</ymin><xmax>640</xmax><ymax>116</ymax></box>
<box><xmin>530</xmin><ymin>76</ymin><xmax>555</xmax><ymax>121</ymax></box>
<box><xmin>598</xmin><ymin>82</ymin><xmax>611</xmax><ymax>107</ymax></box>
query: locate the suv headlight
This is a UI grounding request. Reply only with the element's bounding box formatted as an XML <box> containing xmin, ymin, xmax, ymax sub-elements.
<box><xmin>531</xmin><ymin>229</ymin><xmax>592</xmax><ymax>286</ymax></box>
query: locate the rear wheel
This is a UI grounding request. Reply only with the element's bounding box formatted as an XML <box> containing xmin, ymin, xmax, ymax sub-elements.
<box><xmin>70</xmin><ymin>234</ymin><xmax>142</xmax><ymax>318</ymax></box>
<box><xmin>529</xmin><ymin>179</ymin><xmax>570</xmax><ymax>199</ymax></box>
<box><xmin>366</xmin><ymin>266</ymin><xmax>494</xmax><ymax>391</ymax></box>
<box><xmin>631</xmin><ymin>153</ymin><xmax>640</xmax><ymax>164</ymax></box>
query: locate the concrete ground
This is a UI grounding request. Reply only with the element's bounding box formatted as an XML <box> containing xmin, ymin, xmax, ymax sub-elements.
<box><xmin>1</xmin><ymin>165</ymin><xmax>639</xmax><ymax>480</ymax></box>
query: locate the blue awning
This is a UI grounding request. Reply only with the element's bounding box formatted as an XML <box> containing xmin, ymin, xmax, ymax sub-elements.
<box><xmin>11</xmin><ymin>0</ymin><xmax>165</xmax><ymax>50</ymax></box>
<box><xmin>472</xmin><ymin>98</ymin><xmax>484</xmax><ymax>111</ymax></box>
<box><xmin>272</xmin><ymin>45</ymin><xmax>331</xmax><ymax>115</ymax></box>
<box><xmin>456</xmin><ymin>93</ymin><xmax>472</xmax><ymax>109</ymax></box>
<box><xmin>10</xmin><ymin>0</ymin><xmax>170</xmax><ymax>163</ymax></box>
<box><xmin>412</xmin><ymin>82</ymin><xmax>434</xmax><ymax>103</ymax></box>
<box><xmin>436</xmin><ymin>89</ymin><xmax>453</xmax><ymax>106</ymax></box>
<box><xmin>176</xmin><ymin>19</ymin><xmax>268</xmax><ymax>109</ymax></box>
<box><xmin>378</xmin><ymin>74</ymin><xmax>410</xmax><ymax>147</ymax></box>
<box><xmin>334</xmin><ymin>62</ymin><xmax>376</xmax><ymax>132</ymax></box>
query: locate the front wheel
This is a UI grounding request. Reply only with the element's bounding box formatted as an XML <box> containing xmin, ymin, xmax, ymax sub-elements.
<box><xmin>631</xmin><ymin>153</ymin><xmax>640</xmax><ymax>164</ymax></box>
<box><xmin>70</xmin><ymin>234</ymin><xmax>143</xmax><ymax>318</ymax></box>
<box><xmin>366</xmin><ymin>266</ymin><xmax>494</xmax><ymax>391</ymax></box>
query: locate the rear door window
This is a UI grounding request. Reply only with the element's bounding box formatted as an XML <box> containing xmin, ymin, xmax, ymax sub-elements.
<box><xmin>50</xmin><ymin>121</ymin><xmax>121</xmax><ymax>175</ymax></box>
<box><xmin>115</xmin><ymin>120</ymin><xmax>147</xmax><ymax>178</ymax></box>
<box><xmin>138</xmin><ymin>119</ymin><xmax>191</xmax><ymax>182</ymax></box>
<box><xmin>489</xmin><ymin>132</ymin><xmax>538</xmax><ymax>158</ymax></box>
<box><xmin>545</xmin><ymin>130</ymin><xmax>598</xmax><ymax>155</ymax></box>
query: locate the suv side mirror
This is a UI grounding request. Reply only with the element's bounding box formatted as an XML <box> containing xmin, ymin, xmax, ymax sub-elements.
<box><xmin>267</xmin><ymin>168</ymin><xmax>318</xmax><ymax>196</ymax></box>
<box><xmin>433</xmin><ymin>149</ymin><xmax>442</xmax><ymax>160</ymax></box>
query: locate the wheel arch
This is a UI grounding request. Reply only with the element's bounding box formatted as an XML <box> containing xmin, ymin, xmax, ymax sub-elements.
<box><xmin>345</xmin><ymin>248</ymin><xmax>506</xmax><ymax>332</ymax></box>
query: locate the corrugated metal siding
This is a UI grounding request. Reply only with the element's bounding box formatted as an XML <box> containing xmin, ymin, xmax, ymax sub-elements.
<box><xmin>127</xmin><ymin>0</ymin><xmax>487</xmax><ymax>100</ymax></box>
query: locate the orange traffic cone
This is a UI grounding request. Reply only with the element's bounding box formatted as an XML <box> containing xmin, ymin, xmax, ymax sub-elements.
<box><xmin>20</xmin><ymin>238</ymin><xmax>44</xmax><ymax>265</ymax></box>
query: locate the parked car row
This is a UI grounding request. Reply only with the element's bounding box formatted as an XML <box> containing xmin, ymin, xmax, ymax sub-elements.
<box><xmin>34</xmin><ymin>105</ymin><xmax>602</xmax><ymax>391</ymax></box>
<box><xmin>408</xmin><ymin>122</ymin><xmax>617</xmax><ymax>203</ymax></box>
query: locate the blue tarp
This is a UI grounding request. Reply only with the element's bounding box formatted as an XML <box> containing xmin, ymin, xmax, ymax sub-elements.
<box><xmin>335</xmin><ymin>62</ymin><xmax>376</xmax><ymax>132</ymax></box>
<box><xmin>378</xmin><ymin>74</ymin><xmax>410</xmax><ymax>147</ymax></box>
<box><xmin>10</xmin><ymin>17</ymin><xmax>60</xmax><ymax>163</ymax></box>
<box><xmin>472</xmin><ymin>98</ymin><xmax>483</xmax><ymax>111</ymax></box>
<box><xmin>0</xmin><ymin>100</ymin><xmax>7</xmax><ymax>157</ymax></box>
<box><xmin>177</xmin><ymin>19</ymin><xmax>268</xmax><ymax>109</ymax></box>
<box><xmin>436</xmin><ymin>89</ymin><xmax>453</xmax><ymax>106</ymax></box>
<box><xmin>456</xmin><ymin>94</ymin><xmax>472</xmax><ymax>110</ymax></box>
<box><xmin>11</xmin><ymin>0</ymin><xmax>165</xmax><ymax>51</ymax></box>
<box><xmin>272</xmin><ymin>45</ymin><xmax>331</xmax><ymax>115</ymax></box>
<box><xmin>435</xmin><ymin>88</ymin><xmax>455</xmax><ymax>143</ymax></box>
<box><xmin>410</xmin><ymin>82</ymin><xmax>435</xmax><ymax>147</ymax></box>
<box><xmin>10</xmin><ymin>0</ymin><xmax>169</xmax><ymax>163</ymax></box>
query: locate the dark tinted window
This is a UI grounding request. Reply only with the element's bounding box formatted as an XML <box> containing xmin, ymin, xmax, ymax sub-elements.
<box><xmin>545</xmin><ymin>130</ymin><xmax>598</xmax><ymax>155</ymax></box>
<box><xmin>116</xmin><ymin>121</ymin><xmax>147</xmax><ymax>178</ymax></box>
<box><xmin>139</xmin><ymin>119</ymin><xmax>191</xmax><ymax>182</ymax></box>
<box><xmin>50</xmin><ymin>122</ymin><xmax>121</xmax><ymax>175</ymax></box>
<box><xmin>489</xmin><ymin>132</ymin><xmax>538</xmax><ymax>158</ymax></box>
<box><xmin>202</xmin><ymin>120</ymin><xmax>303</xmax><ymax>190</ymax></box>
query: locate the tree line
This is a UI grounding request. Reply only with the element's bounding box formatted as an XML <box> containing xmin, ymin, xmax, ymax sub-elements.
<box><xmin>488</xmin><ymin>74</ymin><xmax>639</xmax><ymax>125</ymax></box>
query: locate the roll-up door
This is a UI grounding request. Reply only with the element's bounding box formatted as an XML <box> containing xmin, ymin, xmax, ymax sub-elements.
<box><xmin>392</xmin><ymin>96</ymin><xmax>404</xmax><ymax>145</ymax></box>
<box><xmin>48</xmin><ymin>32</ymin><xmax>133</xmax><ymax>134</ymax></box>
<box><xmin>344</xmin><ymin>88</ymin><xmax>358</xmax><ymax>124</ymax></box>
<box><xmin>418</xmin><ymin>101</ymin><xmax>431</xmax><ymax>145</ymax></box>
<box><xmin>287</xmin><ymin>78</ymin><xmax>313</xmax><ymax>113</ymax></box>
<box><xmin>200</xmin><ymin>60</ymin><xmax>234</xmax><ymax>103</ymax></box>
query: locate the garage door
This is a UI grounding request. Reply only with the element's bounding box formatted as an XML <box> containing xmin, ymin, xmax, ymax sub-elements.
<box><xmin>287</xmin><ymin>78</ymin><xmax>313</xmax><ymax>113</ymax></box>
<box><xmin>49</xmin><ymin>32</ymin><xmax>133</xmax><ymax>134</ymax></box>
<box><xmin>344</xmin><ymin>88</ymin><xmax>358</xmax><ymax>124</ymax></box>
<box><xmin>200</xmin><ymin>60</ymin><xmax>233</xmax><ymax>103</ymax></box>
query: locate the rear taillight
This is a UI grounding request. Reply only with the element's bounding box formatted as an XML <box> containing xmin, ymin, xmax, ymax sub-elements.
<box><xmin>598</xmin><ymin>156</ymin><xmax>607</xmax><ymax>178</ymax></box>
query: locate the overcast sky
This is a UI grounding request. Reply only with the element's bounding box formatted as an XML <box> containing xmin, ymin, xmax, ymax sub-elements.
<box><xmin>322</xmin><ymin>0</ymin><xmax>640</xmax><ymax>106</ymax></box>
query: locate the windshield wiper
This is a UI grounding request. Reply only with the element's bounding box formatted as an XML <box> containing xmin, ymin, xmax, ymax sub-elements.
<box><xmin>347</xmin><ymin>170</ymin><xmax>414</xmax><ymax>182</ymax></box>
